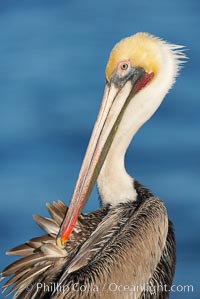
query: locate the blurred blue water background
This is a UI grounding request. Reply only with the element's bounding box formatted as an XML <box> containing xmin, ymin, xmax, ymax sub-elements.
<box><xmin>0</xmin><ymin>1</ymin><xmax>199</xmax><ymax>298</ymax></box>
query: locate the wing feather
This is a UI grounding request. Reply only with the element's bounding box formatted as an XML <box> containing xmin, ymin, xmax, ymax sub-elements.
<box><xmin>58</xmin><ymin>196</ymin><xmax>168</xmax><ymax>299</ymax></box>
<box><xmin>1</xmin><ymin>200</ymin><xmax>108</xmax><ymax>298</ymax></box>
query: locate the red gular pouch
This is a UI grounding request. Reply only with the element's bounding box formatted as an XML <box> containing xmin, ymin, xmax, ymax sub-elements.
<box><xmin>134</xmin><ymin>72</ymin><xmax>154</xmax><ymax>93</ymax></box>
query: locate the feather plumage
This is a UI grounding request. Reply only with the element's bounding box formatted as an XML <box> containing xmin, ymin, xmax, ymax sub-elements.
<box><xmin>1</xmin><ymin>184</ymin><xmax>175</xmax><ymax>299</ymax></box>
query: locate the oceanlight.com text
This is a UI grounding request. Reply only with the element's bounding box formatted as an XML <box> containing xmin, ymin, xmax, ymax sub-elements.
<box><xmin>24</xmin><ymin>281</ymin><xmax>194</xmax><ymax>295</ymax></box>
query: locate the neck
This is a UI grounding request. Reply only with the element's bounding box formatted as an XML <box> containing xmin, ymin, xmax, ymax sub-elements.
<box><xmin>97</xmin><ymin>41</ymin><xmax>181</xmax><ymax>206</ymax></box>
<box><xmin>97</xmin><ymin>146</ymin><xmax>137</xmax><ymax>207</ymax></box>
<box><xmin>97</xmin><ymin>103</ymin><xmax>140</xmax><ymax>206</ymax></box>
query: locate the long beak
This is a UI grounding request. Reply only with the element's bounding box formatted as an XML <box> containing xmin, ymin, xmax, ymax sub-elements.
<box><xmin>57</xmin><ymin>69</ymin><xmax>144</xmax><ymax>248</ymax></box>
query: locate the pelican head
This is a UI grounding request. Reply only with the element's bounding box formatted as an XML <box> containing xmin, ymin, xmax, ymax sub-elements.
<box><xmin>57</xmin><ymin>32</ymin><xmax>185</xmax><ymax>248</ymax></box>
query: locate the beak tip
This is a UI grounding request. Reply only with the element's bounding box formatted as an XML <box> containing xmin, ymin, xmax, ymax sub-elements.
<box><xmin>56</xmin><ymin>237</ymin><xmax>65</xmax><ymax>249</ymax></box>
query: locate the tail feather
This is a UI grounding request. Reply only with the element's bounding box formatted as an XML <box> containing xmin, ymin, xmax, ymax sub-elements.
<box><xmin>1</xmin><ymin>201</ymin><xmax>69</xmax><ymax>297</ymax></box>
<box><xmin>2</xmin><ymin>268</ymin><xmax>29</xmax><ymax>290</ymax></box>
<box><xmin>1</xmin><ymin>200</ymin><xmax>107</xmax><ymax>298</ymax></box>
<box><xmin>27</xmin><ymin>235</ymin><xmax>54</xmax><ymax>248</ymax></box>
<box><xmin>33</xmin><ymin>215</ymin><xmax>59</xmax><ymax>235</ymax></box>
<box><xmin>6</xmin><ymin>243</ymin><xmax>34</xmax><ymax>257</ymax></box>
<box><xmin>2</xmin><ymin>253</ymin><xmax>42</xmax><ymax>276</ymax></box>
<box><xmin>3</xmin><ymin>264</ymin><xmax>51</xmax><ymax>297</ymax></box>
<box><xmin>46</xmin><ymin>201</ymin><xmax>67</xmax><ymax>225</ymax></box>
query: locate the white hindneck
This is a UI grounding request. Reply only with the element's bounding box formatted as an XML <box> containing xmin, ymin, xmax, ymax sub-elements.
<box><xmin>97</xmin><ymin>40</ymin><xmax>185</xmax><ymax>206</ymax></box>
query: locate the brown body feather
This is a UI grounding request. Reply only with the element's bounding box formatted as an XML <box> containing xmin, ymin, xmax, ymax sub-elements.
<box><xmin>1</xmin><ymin>182</ymin><xmax>175</xmax><ymax>299</ymax></box>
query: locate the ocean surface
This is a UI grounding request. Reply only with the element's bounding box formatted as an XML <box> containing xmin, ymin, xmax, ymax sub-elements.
<box><xmin>0</xmin><ymin>1</ymin><xmax>199</xmax><ymax>298</ymax></box>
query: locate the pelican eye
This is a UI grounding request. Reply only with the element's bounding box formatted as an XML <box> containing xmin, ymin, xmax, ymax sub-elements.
<box><xmin>117</xmin><ymin>61</ymin><xmax>131</xmax><ymax>75</ymax></box>
<box><xmin>112</xmin><ymin>61</ymin><xmax>133</xmax><ymax>87</ymax></box>
<box><xmin>121</xmin><ymin>63</ymin><xmax>129</xmax><ymax>70</ymax></box>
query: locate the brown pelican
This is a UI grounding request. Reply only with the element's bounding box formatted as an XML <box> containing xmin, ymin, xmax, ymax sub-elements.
<box><xmin>1</xmin><ymin>32</ymin><xmax>185</xmax><ymax>298</ymax></box>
